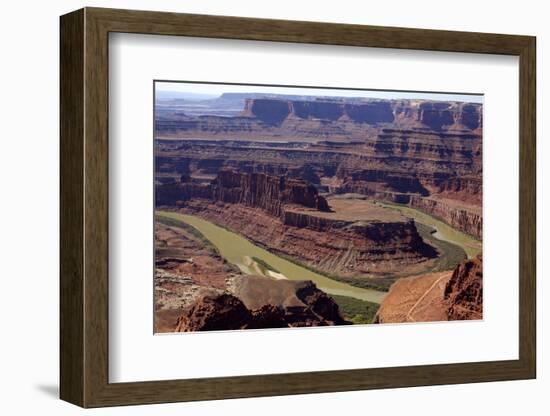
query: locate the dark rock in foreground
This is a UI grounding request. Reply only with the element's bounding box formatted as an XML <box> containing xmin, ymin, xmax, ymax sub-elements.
<box><xmin>175</xmin><ymin>293</ymin><xmax>253</xmax><ymax>332</ymax></box>
<box><xmin>175</xmin><ymin>278</ymin><xmax>351</xmax><ymax>332</ymax></box>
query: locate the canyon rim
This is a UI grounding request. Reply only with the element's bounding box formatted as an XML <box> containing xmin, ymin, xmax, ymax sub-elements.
<box><xmin>153</xmin><ymin>81</ymin><xmax>483</xmax><ymax>333</ymax></box>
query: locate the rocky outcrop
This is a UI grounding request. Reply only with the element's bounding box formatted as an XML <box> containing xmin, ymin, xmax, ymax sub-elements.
<box><xmin>155</xmin><ymin>95</ymin><xmax>483</xmax><ymax>244</ymax></box>
<box><xmin>156</xmin><ymin>171</ymin><xmax>331</xmax><ymax>217</ymax></box>
<box><xmin>240</xmin><ymin>98</ymin><xmax>481</xmax><ymax>131</ymax></box>
<box><xmin>409</xmin><ymin>196</ymin><xmax>482</xmax><ymax>238</ymax></box>
<box><xmin>181</xmin><ymin>201</ymin><xmax>437</xmax><ymax>278</ymax></box>
<box><xmin>154</xmin><ymin>221</ymin><xmax>242</xmax><ymax>333</ymax></box>
<box><xmin>157</xmin><ymin>98</ymin><xmax>481</xmax><ymax>138</ymax></box>
<box><xmin>156</xmin><ymin>181</ymin><xmax>213</xmax><ymax>207</ymax></box>
<box><xmin>242</xmin><ymin>98</ymin><xmax>396</xmax><ymax>125</ymax></box>
<box><xmin>175</xmin><ymin>293</ymin><xmax>254</xmax><ymax>331</ymax></box>
<box><xmin>175</xmin><ymin>278</ymin><xmax>350</xmax><ymax>331</ymax></box>
<box><xmin>210</xmin><ymin>170</ymin><xmax>330</xmax><ymax>217</ymax></box>
<box><xmin>373</xmin><ymin>254</ymin><xmax>483</xmax><ymax>323</ymax></box>
<box><xmin>282</xmin><ymin>210</ymin><xmax>348</xmax><ymax>231</ymax></box>
<box><xmin>344</xmin><ymin>102</ymin><xmax>395</xmax><ymax>123</ymax></box>
<box><xmin>445</xmin><ymin>254</ymin><xmax>483</xmax><ymax>320</ymax></box>
<box><xmin>234</xmin><ymin>276</ymin><xmax>350</xmax><ymax>326</ymax></box>
<box><xmin>242</xmin><ymin>98</ymin><xmax>291</xmax><ymax>125</ymax></box>
<box><xmin>157</xmin><ymin>169</ymin><xmax>439</xmax><ymax>278</ymax></box>
<box><xmin>418</xmin><ymin>101</ymin><xmax>482</xmax><ymax>131</ymax></box>
<box><xmin>154</xmin><ymin>125</ymin><xmax>482</xmax><ymax>216</ymax></box>
<box><xmin>338</xmin><ymin>168</ymin><xmax>430</xmax><ymax>196</ymax></box>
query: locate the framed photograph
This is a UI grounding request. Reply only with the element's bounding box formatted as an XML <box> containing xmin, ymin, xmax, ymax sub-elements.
<box><xmin>60</xmin><ymin>7</ymin><xmax>536</xmax><ymax>407</ymax></box>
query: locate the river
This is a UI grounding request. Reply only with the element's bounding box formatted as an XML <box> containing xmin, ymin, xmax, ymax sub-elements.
<box><xmin>373</xmin><ymin>202</ymin><xmax>482</xmax><ymax>259</ymax></box>
<box><xmin>156</xmin><ymin>211</ymin><xmax>387</xmax><ymax>304</ymax></box>
<box><xmin>157</xmin><ymin>202</ymin><xmax>480</xmax><ymax>304</ymax></box>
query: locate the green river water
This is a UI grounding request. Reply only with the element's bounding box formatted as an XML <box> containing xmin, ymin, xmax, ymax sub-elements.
<box><xmin>157</xmin><ymin>211</ymin><xmax>387</xmax><ymax>304</ymax></box>
<box><xmin>157</xmin><ymin>203</ymin><xmax>481</xmax><ymax>305</ymax></box>
<box><xmin>374</xmin><ymin>202</ymin><xmax>482</xmax><ymax>259</ymax></box>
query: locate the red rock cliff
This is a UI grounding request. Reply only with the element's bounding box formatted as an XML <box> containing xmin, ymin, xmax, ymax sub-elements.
<box><xmin>409</xmin><ymin>196</ymin><xmax>482</xmax><ymax>238</ymax></box>
<box><xmin>444</xmin><ymin>253</ymin><xmax>483</xmax><ymax>320</ymax></box>
<box><xmin>175</xmin><ymin>278</ymin><xmax>350</xmax><ymax>332</ymax></box>
<box><xmin>240</xmin><ymin>98</ymin><xmax>481</xmax><ymax>131</ymax></box>
<box><xmin>211</xmin><ymin>170</ymin><xmax>330</xmax><ymax>216</ymax></box>
<box><xmin>242</xmin><ymin>98</ymin><xmax>396</xmax><ymax>125</ymax></box>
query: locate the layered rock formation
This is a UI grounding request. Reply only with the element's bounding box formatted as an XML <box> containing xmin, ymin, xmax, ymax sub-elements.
<box><xmin>155</xmin><ymin>96</ymin><xmax>482</xmax><ymax>237</ymax></box>
<box><xmin>445</xmin><ymin>254</ymin><xmax>483</xmax><ymax>320</ymax></box>
<box><xmin>158</xmin><ymin>98</ymin><xmax>482</xmax><ymax>134</ymax></box>
<box><xmin>409</xmin><ymin>196</ymin><xmax>482</xmax><ymax>239</ymax></box>
<box><xmin>157</xmin><ymin>170</ymin><xmax>330</xmax><ymax>217</ymax></box>
<box><xmin>157</xmin><ymin>170</ymin><xmax>438</xmax><ymax>277</ymax></box>
<box><xmin>242</xmin><ymin>98</ymin><xmax>396</xmax><ymax>125</ymax></box>
<box><xmin>373</xmin><ymin>254</ymin><xmax>483</xmax><ymax>323</ymax></box>
<box><xmin>210</xmin><ymin>170</ymin><xmax>330</xmax><ymax>216</ymax></box>
<box><xmin>155</xmin><ymin>99</ymin><xmax>482</xmax><ymax>161</ymax></box>
<box><xmin>155</xmin><ymin>92</ymin><xmax>484</xmax><ymax>331</ymax></box>
<box><xmin>175</xmin><ymin>278</ymin><xmax>350</xmax><ymax>332</ymax></box>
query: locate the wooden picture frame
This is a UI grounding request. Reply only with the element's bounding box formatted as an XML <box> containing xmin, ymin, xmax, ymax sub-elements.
<box><xmin>60</xmin><ymin>7</ymin><xmax>536</xmax><ymax>408</ymax></box>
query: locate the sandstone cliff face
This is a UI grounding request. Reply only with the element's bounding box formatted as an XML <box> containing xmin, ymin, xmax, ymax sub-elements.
<box><xmin>183</xmin><ymin>201</ymin><xmax>437</xmax><ymax>278</ymax></box>
<box><xmin>155</xmin><ymin>95</ymin><xmax>483</xmax><ymax>240</ymax></box>
<box><xmin>242</xmin><ymin>98</ymin><xmax>292</xmax><ymax>125</ymax></box>
<box><xmin>211</xmin><ymin>170</ymin><xmax>330</xmax><ymax>217</ymax></box>
<box><xmin>157</xmin><ymin>98</ymin><xmax>482</xmax><ymax>138</ymax></box>
<box><xmin>444</xmin><ymin>254</ymin><xmax>483</xmax><ymax>320</ymax></box>
<box><xmin>175</xmin><ymin>279</ymin><xmax>350</xmax><ymax>331</ymax></box>
<box><xmin>157</xmin><ymin>171</ymin><xmax>330</xmax><ymax>216</ymax></box>
<box><xmin>337</xmin><ymin>167</ymin><xmax>430</xmax><ymax>196</ymax></box>
<box><xmin>242</xmin><ymin>98</ymin><xmax>396</xmax><ymax>125</ymax></box>
<box><xmin>396</xmin><ymin>101</ymin><xmax>482</xmax><ymax>131</ymax></box>
<box><xmin>409</xmin><ymin>196</ymin><xmax>482</xmax><ymax>238</ymax></box>
<box><xmin>157</xmin><ymin>170</ymin><xmax>438</xmax><ymax>277</ymax></box>
<box><xmin>175</xmin><ymin>293</ymin><xmax>255</xmax><ymax>331</ymax></box>
<box><xmin>156</xmin><ymin>137</ymin><xmax>481</xmax><ymax>201</ymax></box>
<box><xmin>239</xmin><ymin>98</ymin><xmax>481</xmax><ymax>131</ymax></box>
<box><xmin>156</xmin><ymin>181</ymin><xmax>213</xmax><ymax>207</ymax></box>
<box><xmin>154</xmin><ymin>220</ymin><xmax>242</xmax><ymax>333</ymax></box>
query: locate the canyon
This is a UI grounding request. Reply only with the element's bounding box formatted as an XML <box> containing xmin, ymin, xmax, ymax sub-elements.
<box><xmin>157</xmin><ymin>171</ymin><xmax>439</xmax><ymax>279</ymax></box>
<box><xmin>156</xmin><ymin>97</ymin><xmax>482</xmax><ymax>238</ymax></box>
<box><xmin>154</xmin><ymin>89</ymin><xmax>483</xmax><ymax>330</ymax></box>
<box><xmin>155</xmin><ymin>219</ymin><xmax>351</xmax><ymax>332</ymax></box>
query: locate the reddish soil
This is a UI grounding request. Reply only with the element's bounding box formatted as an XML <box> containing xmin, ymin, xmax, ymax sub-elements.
<box><xmin>374</xmin><ymin>271</ymin><xmax>453</xmax><ymax>323</ymax></box>
<box><xmin>374</xmin><ymin>254</ymin><xmax>483</xmax><ymax>323</ymax></box>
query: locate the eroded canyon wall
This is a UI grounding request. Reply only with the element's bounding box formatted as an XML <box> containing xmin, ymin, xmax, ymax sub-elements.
<box><xmin>409</xmin><ymin>196</ymin><xmax>482</xmax><ymax>239</ymax></box>
<box><xmin>157</xmin><ymin>171</ymin><xmax>437</xmax><ymax>277</ymax></box>
<box><xmin>155</xmin><ymin>96</ymin><xmax>482</xmax><ymax>238</ymax></box>
<box><xmin>444</xmin><ymin>254</ymin><xmax>483</xmax><ymax>320</ymax></box>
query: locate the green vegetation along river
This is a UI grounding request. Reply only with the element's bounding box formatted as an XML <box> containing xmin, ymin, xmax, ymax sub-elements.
<box><xmin>374</xmin><ymin>201</ymin><xmax>482</xmax><ymax>259</ymax></box>
<box><xmin>156</xmin><ymin>211</ymin><xmax>387</xmax><ymax>304</ymax></box>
